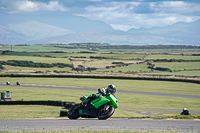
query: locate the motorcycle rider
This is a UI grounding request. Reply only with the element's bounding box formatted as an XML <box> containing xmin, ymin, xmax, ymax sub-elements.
<box><xmin>80</xmin><ymin>84</ymin><xmax>117</xmax><ymax>107</ymax></box>
<box><xmin>180</xmin><ymin>108</ymin><xmax>190</xmax><ymax>115</ymax></box>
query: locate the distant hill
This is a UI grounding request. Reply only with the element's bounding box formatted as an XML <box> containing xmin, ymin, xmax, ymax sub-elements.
<box><xmin>0</xmin><ymin>12</ymin><xmax>199</xmax><ymax>45</ymax></box>
<box><xmin>128</xmin><ymin>19</ymin><xmax>200</xmax><ymax>45</ymax></box>
<box><xmin>27</xmin><ymin>30</ymin><xmax>174</xmax><ymax>45</ymax></box>
<box><xmin>0</xmin><ymin>25</ymin><xmax>28</xmax><ymax>44</ymax></box>
<box><xmin>0</xmin><ymin>12</ymin><xmax>75</xmax><ymax>43</ymax></box>
<box><xmin>0</xmin><ymin>12</ymin><xmax>112</xmax><ymax>44</ymax></box>
<box><xmin>29</xmin><ymin>20</ymin><xmax>200</xmax><ymax>45</ymax></box>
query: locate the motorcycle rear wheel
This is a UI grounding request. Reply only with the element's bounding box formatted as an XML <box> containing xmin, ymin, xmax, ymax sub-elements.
<box><xmin>68</xmin><ymin>105</ymin><xmax>80</xmax><ymax>119</ymax></box>
<box><xmin>98</xmin><ymin>105</ymin><xmax>115</xmax><ymax>120</ymax></box>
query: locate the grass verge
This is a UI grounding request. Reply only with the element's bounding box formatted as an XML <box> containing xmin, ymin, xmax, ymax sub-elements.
<box><xmin>0</xmin><ymin>105</ymin><xmax>62</xmax><ymax>120</ymax></box>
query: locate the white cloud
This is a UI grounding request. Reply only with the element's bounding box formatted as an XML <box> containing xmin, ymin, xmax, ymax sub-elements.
<box><xmin>46</xmin><ymin>1</ymin><xmax>67</xmax><ymax>11</ymax></box>
<box><xmin>153</xmin><ymin>1</ymin><xmax>200</xmax><ymax>14</ymax></box>
<box><xmin>4</xmin><ymin>0</ymin><xmax>68</xmax><ymax>13</ymax></box>
<box><xmin>110</xmin><ymin>24</ymin><xmax>133</xmax><ymax>31</ymax></box>
<box><xmin>79</xmin><ymin>1</ymin><xmax>200</xmax><ymax>31</ymax></box>
<box><xmin>109</xmin><ymin>13</ymin><xmax>200</xmax><ymax>31</ymax></box>
<box><xmin>1</xmin><ymin>0</ymin><xmax>200</xmax><ymax>31</ymax></box>
<box><xmin>17</xmin><ymin>1</ymin><xmax>38</xmax><ymax>12</ymax></box>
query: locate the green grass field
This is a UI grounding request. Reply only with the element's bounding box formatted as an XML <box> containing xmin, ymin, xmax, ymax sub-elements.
<box><xmin>3</xmin><ymin>65</ymin><xmax>72</xmax><ymax>73</ymax></box>
<box><xmin>2</xmin><ymin>44</ymin><xmax>199</xmax><ymax>53</ymax></box>
<box><xmin>99</xmin><ymin>53</ymin><xmax>146</xmax><ymax>59</ymax></box>
<box><xmin>145</xmin><ymin>54</ymin><xmax>200</xmax><ymax>60</ymax></box>
<box><xmin>4</xmin><ymin>52</ymin><xmax>200</xmax><ymax>60</ymax></box>
<box><xmin>0</xmin><ymin>55</ymin><xmax>71</xmax><ymax>64</ymax></box>
<box><xmin>0</xmin><ymin>55</ymin><xmax>73</xmax><ymax>73</ymax></box>
<box><xmin>0</xmin><ymin>105</ymin><xmax>62</xmax><ymax>120</ymax></box>
<box><xmin>1</xmin><ymin>45</ymin><xmax>75</xmax><ymax>52</ymax></box>
<box><xmin>153</xmin><ymin>62</ymin><xmax>200</xmax><ymax>71</ymax></box>
<box><xmin>141</xmin><ymin>70</ymin><xmax>200</xmax><ymax>76</ymax></box>
<box><xmin>0</xmin><ymin>77</ymin><xmax>199</xmax><ymax>120</ymax></box>
<box><xmin>6</xmin><ymin>51</ymin><xmax>98</xmax><ymax>58</ymax></box>
<box><xmin>97</xmin><ymin>63</ymin><xmax>150</xmax><ymax>73</ymax></box>
<box><xmin>1</xmin><ymin>53</ymin><xmax>200</xmax><ymax>76</ymax></box>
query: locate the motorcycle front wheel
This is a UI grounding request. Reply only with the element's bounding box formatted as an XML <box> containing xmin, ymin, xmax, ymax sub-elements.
<box><xmin>68</xmin><ymin>105</ymin><xmax>80</xmax><ymax>119</ymax></box>
<box><xmin>98</xmin><ymin>105</ymin><xmax>115</xmax><ymax>120</ymax></box>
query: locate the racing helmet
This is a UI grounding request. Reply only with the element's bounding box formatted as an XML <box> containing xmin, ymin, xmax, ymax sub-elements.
<box><xmin>183</xmin><ymin>108</ymin><xmax>188</xmax><ymax>111</ymax></box>
<box><xmin>107</xmin><ymin>84</ymin><xmax>116</xmax><ymax>94</ymax></box>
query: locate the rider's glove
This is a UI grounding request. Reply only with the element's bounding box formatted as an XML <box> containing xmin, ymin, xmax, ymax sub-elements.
<box><xmin>98</xmin><ymin>88</ymin><xmax>106</xmax><ymax>96</ymax></box>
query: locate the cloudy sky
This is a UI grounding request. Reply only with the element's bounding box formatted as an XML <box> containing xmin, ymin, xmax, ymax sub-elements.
<box><xmin>1</xmin><ymin>0</ymin><xmax>200</xmax><ymax>31</ymax></box>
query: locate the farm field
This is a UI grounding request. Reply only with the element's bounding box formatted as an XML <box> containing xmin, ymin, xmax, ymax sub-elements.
<box><xmin>2</xmin><ymin>65</ymin><xmax>72</xmax><ymax>73</ymax></box>
<box><xmin>0</xmin><ymin>55</ymin><xmax>71</xmax><ymax>64</ymax></box>
<box><xmin>6</xmin><ymin>51</ymin><xmax>98</xmax><ymax>58</ymax></box>
<box><xmin>145</xmin><ymin>54</ymin><xmax>200</xmax><ymax>60</ymax></box>
<box><xmin>97</xmin><ymin>61</ymin><xmax>200</xmax><ymax>76</ymax></box>
<box><xmin>153</xmin><ymin>62</ymin><xmax>200</xmax><ymax>71</ymax></box>
<box><xmin>1</xmin><ymin>54</ymin><xmax>200</xmax><ymax>76</ymax></box>
<box><xmin>1</xmin><ymin>44</ymin><xmax>200</xmax><ymax>78</ymax></box>
<box><xmin>97</xmin><ymin>63</ymin><xmax>150</xmax><ymax>72</ymax></box>
<box><xmin>72</xmin><ymin>58</ymin><xmax>141</xmax><ymax>69</ymax></box>
<box><xmin>98</xmin><ymin>53</ymin><xmax>146</xmax><ymax>59</ymax></box>
<box><xmin>141</xmin><ymin>70</ymin><xmax>200</xmax><ymax>76</ymax></box>
<box><xmin>1</xmin><ymin>44</ymin><xmax>200</xmax><ymax>53</ymax></box>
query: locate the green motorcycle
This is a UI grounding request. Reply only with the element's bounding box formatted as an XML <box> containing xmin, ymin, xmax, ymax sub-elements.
<box><xmin>68</xmin><ymin>93</ymin><xmax>118</xmax><ymax>120</ymax></box>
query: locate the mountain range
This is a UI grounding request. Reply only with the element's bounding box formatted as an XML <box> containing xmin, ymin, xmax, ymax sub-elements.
<box><xmin>0</xmin><ymin>12</ymin><xmax>199</xmax><ymax>45</ymax></box>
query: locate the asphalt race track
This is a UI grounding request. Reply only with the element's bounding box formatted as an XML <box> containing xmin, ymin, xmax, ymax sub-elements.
<box><xmin>0</xmin><ymin>118</ymin><xmax>200</xmax><ymax>132</ymax></box>
<box><xmin>1</xmin><ymin>83</ymin><xmax>200</xmax><ymax>99</ymax></box>
<box><xmin>0</xmin><ymin>83</ymin><xmax>200</xmax><ymax>132</ymax></box>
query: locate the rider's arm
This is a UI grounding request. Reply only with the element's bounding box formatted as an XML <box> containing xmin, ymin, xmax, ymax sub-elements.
<box><xmin>98</xmin><ymin>88</ymin><xmax>107</xmax><ymax>96</ymax></box>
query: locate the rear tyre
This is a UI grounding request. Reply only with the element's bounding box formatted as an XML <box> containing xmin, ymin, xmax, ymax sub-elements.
<box><xmin>98</xmin><ymin>105</ymin><xmax>115</xmax><ymax>120</ymax></box>
<box><xmin>68</xmin><ymin>105</ymin><xmax>80</xmax><ymax>119</ymax></box>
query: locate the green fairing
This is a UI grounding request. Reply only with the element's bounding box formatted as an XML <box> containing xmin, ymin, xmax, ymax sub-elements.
<box><xmin>91</xmin><ymin>95</ymin><xmax>110</xmax><ymax>108</ymax></box>
<box><xmin>106</xmin><ymin>94</ymin><xmax>118</xmax><ymax>108</ymax></box>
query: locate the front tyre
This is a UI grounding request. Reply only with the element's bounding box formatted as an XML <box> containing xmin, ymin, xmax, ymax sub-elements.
<box><xmin>68</xmin><ymin>105</ymin><xmax>80</xmax><ymax>119</ymax></box>
<box><xmin>98</xmin><ymin>105</ymin><xmax>115</xmax><ymax>120</ymax></box>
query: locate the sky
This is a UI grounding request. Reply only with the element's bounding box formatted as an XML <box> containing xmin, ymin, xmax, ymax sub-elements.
<box><xmin>1</xmin><ymin>0</ymin><xmax>200</xmax><ymax>31</ymax></box>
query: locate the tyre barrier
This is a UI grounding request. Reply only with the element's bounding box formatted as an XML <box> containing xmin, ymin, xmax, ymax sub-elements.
<box><xmin>60</xmin><ymin>110</ymin><xmax>68</xmax><ymax>117</ymax></box>
<box><xmin>4</xmin><ymin>74</ymin><xmax>200</xmax><ymax>84</ymax></box>
<box><xmin>0</xmin><ymin>100</ymin><xmax>74</xmax><ymax>108</ymax></box>
<box><xmin>0</xmin><ymin>100</ymin><xmax>75</xmax><ymax>117</ymax></box>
